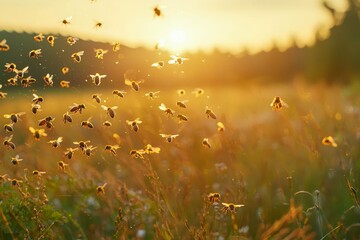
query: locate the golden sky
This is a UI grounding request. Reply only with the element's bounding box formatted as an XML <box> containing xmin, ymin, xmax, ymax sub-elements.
<box><xmin>0</xmin><ymin>0</ymin><xmax>347</xmax><ymax>54</ymax></box>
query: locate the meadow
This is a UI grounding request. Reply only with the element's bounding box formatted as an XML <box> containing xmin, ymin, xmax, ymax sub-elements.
<box><xmin>0</xmin><ymin>79</ymin><xmax>360</xmax><ymax>239</ymax></box>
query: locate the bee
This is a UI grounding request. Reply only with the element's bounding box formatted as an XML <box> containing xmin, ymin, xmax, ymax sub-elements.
<box><xmin>60</xmin><ymin>80</ymin><xmax>70</xmax><ymax>88</ymax></box>
<box><xmin>125</xmin><ymin>78</ymin><xmax>143</xmax><ymax>91</ymax></box>
<box><xmin>126</xmin><ymin>118</ymin><xmax>142</xmax><ymax>132</ymax></box>
<box><xmin>4</xmin><ymin>112</ymin><xmax>26</xmax><ymax>124</ymax></box>
<box><xmin>0</xmin><ymin>87</ymin><xmax>7</xmax><ymax>99</ymax></box>
<box><xmin>3</xmin><ymin>135</ymin><xmax>15</xmax><ymax>149</ymax></box>
<box><xmin>153</xmin><ymin>5</ymin><xmax>164</xmax><ymax>17</ymax></box>
<box><xmin>43</xmin><ymin>73</ymin><xmax>54</xmax><ymax>86</ymax></box>
<box><xmin>92</xmin><ymin>94</ymin><xmax>102</xmax><ymax>103</ymax></box>
<box><xmin>4</xmin><ymin>63</ymin><xmax>16</xmax><ymax>72</ymax></box>
<box><xmin>64</xmin><ymin>147</ymin><xmax>78</xmax><ymax>159</ymax></box>
<box><xmin>32</xmin><ymin>170</ymin><xmax>46</xmax><ymax>177</ymax></box>
<box><xmin>270</xmin><ymin>96</ymin><xmax>288</xmax><ymax>110</ymax></box>
<box><xmin>217</xmin><ymin>122</ymin><xmax>225</xmax><ymax>132</ymax></box>
<box><xmin>160</xmin><ymin>134</ymin><xmax>179</xmax><ymax>143</ymax></box>
<box><xmin>62</xmin><ymin>67</ymin><xmax>69</xmax><ymax>75</ymax></box>
<box><xmin>144</xmin><ymin>144</ymin><xmax>160</xmax><ymax>154</ymax></box>
<box><xmin>62</xmin><ymin>16</ymin><xmax>72</xmax><ymax>25</ymax></box>
<box><xmin>71</xmin><ymin>51</ymin><xmax>84</xmax><ymax>63</ymax></box>
<box><xmin>73</xmin><ymin>140</ymin><xmax>90</xmax><ymax>151</ymax></box>
<box><xmin>57</xmin><ymin>161</ymin><xmax>68</xmax><ymax>171</ymax></box>
<box><xmin>34</xmin><ymin>33</ymin><xmax>45</xmax><ymax>42</ymax></box>
<box><xmin>176</xmin><ymin>100</ymin><xmax>189</xmax><ymax>108</ymax></box>
<box><xmin>97</xmin><ymin>183</ymin><xmax>107</xmax><ymax>194</ymax></box>
<box><xmin>101</xmin><ymin>105</ymin><xmax>118</xmax><ymax>118</ymax></box>
<box><xmin>48</xmin><ymin>137</ymin><xmax>63</xmax><ymax>148</ymax></box>
<box><xmin>4</xmin><ymin>123</ymin><xmax>14</xmax><ymax>132</ymax></box>
<box><xmin>130</xmin><ymin>149</ymin><xmax>145</xmax><ymax>159</ymax></box>
<box><xmin>145</xmin><ymin>91</ymin><xmax>160</xmax><ymax>99</ymax></box>
<box><xmin>83</xmin><ymin>145</ymin><xmax>97</xmax><ymax>157</ymax></box>
<box><xmin>47</xmin><ymin>35</ymin><xmax>55</xmax><ymax>47</ymax></box>
<box><xmin>113</xmin><ymin>90</ymin><xmax>127</xmax><ymax>98</ymax></box>
<box><xmin>14</xmin><ymin>66</ymin><xmax>29</xmax><ymax>79</ymax></box>
<box><xmin>11</xmin><ymin>155</ymin><xmax>23</xmax><ymax>165</ymax></box>
<box><xmin>81</xmin><ymin>117</ymin><xmax>94</xmax><ymax>129</ymax></box>
<box><xmin>90</xmin><ymin>73</ymin><xmax>107</xmax><ymax>86</ymax></box>
<box><xmin>202</xmin><ymin>138</ymin><xmax>211</xmax><ymax>148</ymax></box>
<box><xmin>112</xmin><ymin>42</ymin><xmax>120</xmax><ymax>52</ymax></box>
<box><xmin>104</xmin><ymin>145</ymin><xmax>120</xmax><ymax>155</ymax></box>
<box><xmin>32</xmin><ymin>93</ymin><xmax>44</xmax><ymax>104</ymax></box>
<box><xmin>94</xmin><ymin>21</ymin><xmax>103</xmax><ymax>28</ymax></box>
<box><xmin>8</xmin><ymin>178</ymin><xmax>22</xmax><ymax>187</ymax></box>
<box><xmin>151</xmin><ymin>61</ymin><xmax>164</xmax><ymax>69</ymax></box>
<box><xmin>192</xmin><ymin>88</ymin><xmax>204</xmax><ymax>97</ymax></box>
<box><xmin>29</xmin><ymin>49</ymin><xmax>42</xmax><ymax>59</ymax></box>
<box><xmin>38</xmin><ymin>116</ymin><xmax>55</xmax><ymax>128</ymax></box>
<box><xmin>177</xmin><ymin>114</ymin><xmax>188</xmax><ymax>122</ymax></box>
<box><xmin>221</xmin><ymin>203</ymin><xmax>245</xmax><ymax>213</ymax></box>
<box><xmin>66</xmin><ymin>36</ymin><xmax>78</xmax><ymax>46</ymax></box>
<box><xmin>168</xmin><ymin>55</ymin><xmax>188</xmax><ymax>65</ymax></box>
<box><xmin>7</xmin><ymin>77</ymin><xmax>18</xmax><ymax>86</ymax></box>
<box><xmin>159</xmin><ymin>103</ymin><xmax>175</xmax><ymax>116</ymax></box>
<box><xmin>29</xmin><ymin>127</ymin><xmax>47</xmax><ymax>140</ymax></box>
<box><xmin>322</xmin><ymin>136</ymin><xmax>338</xmax><ymax>147</ymax></box>
<box><xmin>31</xmin><ymin>103</ymin><xmax>42</xmax><ymax>114</ymax></box>
<box><xmin>0</xmin><ymin>39</ymin><xmax>10</xmax><ymax>51</ymax></box>
<box><xmin>21</xmin><ymin>76</ymin><xmax>36</xmax><ymax>87</ymax></box>
<box><xmin>208</xmin><ymin>193</ymin><xmax>221</xmax><ymax>203</ymax></box>
<box><xmin>69</xmin><ymin>103</ymin><xmax>86</xmax><ymax>114</ymax></box>
<box><xmin>103</xmin><ymin>121</ymin><xmax>112</xmax><ymax>127</ymax></box>
<box><xmin>205</xmin><ymin>108</ymin><xmax>217</xmax><ymax>119</ymax></box>
<box><xmin>94</xmin><ymin>48</ymin><xmax>108</xmax><ymax>59</ymax></box>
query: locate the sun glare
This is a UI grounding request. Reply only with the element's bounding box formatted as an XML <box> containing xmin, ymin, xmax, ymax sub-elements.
<box><xmin>167</xmin><ymin>29</ymin><xmax>188</xmax><ymax>53</ymax></box>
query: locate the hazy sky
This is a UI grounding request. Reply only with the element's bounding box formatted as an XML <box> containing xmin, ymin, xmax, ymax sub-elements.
<box><xmin>0</xmin><ymin>0</ymin><xmax>347</xmax><ymax>54</ymax></box>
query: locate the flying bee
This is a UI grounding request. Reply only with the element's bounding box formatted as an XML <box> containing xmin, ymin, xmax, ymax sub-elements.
<box><xmin>221</xmin><ymin>203</ymin><xmax>245</xmax><ymax>213</ymax></box>
<box><xmin>0</xmin><ymin>39</ymin><xmax>10</xmax><ymax>51</ymax></box>
<box><xmin>73</xmin><ymin>140</ymin><xmax>90</xmax><ymax>151</ymax></box>
<box><xmin>92</xmin><ymin>94</ymin><xmax>102</xmax><ymax>103</ymax></box>
<box><xmin>94</xmin><ymin>21</ymin><xmax>103</xmax><ymax>28</ymax></box>
<box><xmin>83</xmin><ymin>145</ymin><xmax>97</xmax><ymax>157</ymax></box>
<box><xmin>205</xmin><ymin>108</ymin><xmax>217</xmax><ymax>119</ymax></box>
<box><xmin>4</xmin><ymin>123</ymin><xmax>14</xmax><ymax>132</ymax></box>
<box><xmin>168</xmin><ymin>55</ymin><xmax>188</xmax><ymax>65</ymax></box>
<box><xmin>21</xmin><ymin>76</ymin><xmax>36</xmax><ymax>87</ymax></box>
<box><xmin>7</xmin><ymin>77</ymin><xmax>17</xmax><ymax>86</ymax></box>
<box><xmin>71</xmin><ymin>51</ymin><xmax>84</xmax><ymax>63</ymax></box>
<box><xmin>81</xmin><ymin>117</ymin><xmax>94</xmax><ymax>129</ymax></box>
<box><xmin>153</xmin><ymin>5</ymin><xmax>165</xmax><ymax>17</ymax></box>
<box><xmin>4</xmin><ymin>112</ymin><xmax>26</xmax><ymax>124</ymax></box>
<box><xmin>104</xmin><ymin>145</ymin><xmax>120</xmax><ymax>155</ymax></box>
<box><xmin>130</xmin><ymin>149</ymin><xmax>145</xmax><ymax>159</ymax></box>
<box><xmin>151</xmin><ymin>61</ymin><xmax>164</xmax><ymax>69</ymax></box>
<box><xmin>57</xmin><ymin>161</ymin><xmax>68</xmax><ymax>171</ymax></box>
<box><xmin>125</xmin><ymin>78</ymin><xmax>143</xmax><ymax>91</ymax></box>
<box><xmin>3</xmin><ymin>135</ymin><xmax>15</xmax><ymax>149</ymax></box>
<box><xmin>322</xmin><ymin>136</ymin><xmax>338</xmax><ymax>147</ymax></box>
<box><xmin>193</xmin><ymin>88</ymin><xmax>204</xmax><ymax>97</ymax></box>
<box><xmin>60</xmin><ymin>80</ymin><xmax>70</xmax><ymax>88</ymax></box>
<box><xmin>217</xmin><ymin>122</ymin><xmax>225</xmax><ymax>132</ymax></box>
<box><xmin>43</xmin><ymin>73</ymin><xmax>54</xmax><ymax>86</ymax></box>
<box><xmin>97</xmin><ymin>183</ymin><xmax>107</xmax><ymax>194</ymax></box>
<box><xmin>14</xmin><ymin>66</ymin><xmax>29</xmax><ymax>79</ymax></box>
<box><xmin>63</xmin><ymin>112</ymin><xmax>72</xmax><ymax>123</ymax></box>
<box><xmin>66</xmin><ymin>36</ymin><xmax>78</xmax><ymax>45</ymax></box>
<box><xmin>202</xmin><ymin>138</ymin><xmax>211</xmax><ymax>148</ymax></box>
<box><xmin>112</xmin><ymin>90</ymin><xmax>126</xmax><ymax>98</ymax></box>
<box><xmin>11</xmin><ymin>155</ymin><xmax>23</xmax><ymax>165</ymax></box>
<box><xmin>29</xmin><ymin>127</ymin><xmax>47</xmax><ymax>140</ymax></box>
<box><xmin>159</xmin><ymin>103</ymin><xmax>175</xmax><ymax>116</ymax></box>
<box><xmin>32</xmin><ymin>170</ymin><xmax>46</xmax><ymax>177</ymax></box>
<box><xmin>31</xmin><ymin>103</ymin><xmax>41</xmax><ymax>114</ymax></box>
<box><xmin>103</xmin><ymin>121</ymin><xmax>112</xmax><ymax>127</ymax></box>
<box><xmin>101</xmin><ymin>105</ymin><xmax>118</xmax><ymax>118</ymax></box>
<box><xmin>90</xmin><ymin>73</ymin><xmax>107</xmax><ymax>86</ymax></box>
<box><xmin>126</xmin><ymin>118</ymin><xmax>142</xmax><ymax>132</ymax></box>
<box><xmin>62</xmin><ymin>67</ymin><xmax>69</xmax><ymax>75</ymax></box>
<box><xmin>8</xmin><ymin>178</ymin><xmax>22</xmax><ymax>187</ymax></box>
<box><xmin>48</xmin><ymin>137</ymin><xmax>63</xmax><ymax>148</ymax></box>
<box><xmin>38</xmin><ymin>116</ymin><xmax>55</xmax><ymax>128</ymax></box>
<box><xmin>176</xmin><ymin>100</ymin><xmax>189</xmax><ymax>108</ymax></box>
<box><xmin>160</xmin><ymin>133</ymin><xmax>179</xmax><ymax>143</ymax></box>
<box><xmin>29</xmin><ymin>49</ymin><xmax>42</xmax><ymax>59</ymax></box>
<box><xmin>62</xmin><ymin>16</ymin><xmax>72</xmax><ymax>25</ymax></box>
<box><xmin>4</xmin><ymin>62</ymin><xmax>16</xmax><ymax>72</ymax></box>
<box><xmin>145</xmin><ymin>91</ymin><xmax>160</xmax><ymax>99</ymax></box>
<box><xmin>32</xmin><ymin>93</ymin><xmax>44</xmax><ymax>104</ymax></box>
<box><xmin>208</xmin><ymin>193</ymin><xmax>221</xmax><ymax>203</ymax></box>
<box><xmin>34</xmin><ymin>33</ymin><xmax>45</xmax><ymax>42</ymax></box>
<box><xmin>112</xmin><ymin>42</ymin><xmax>120</xmax><ymax>52</ymax></box>
<box><xmin>47</xmin><ymin>35</ymin><xmax>55</xmax><ymax>47</ymax></box>
<box><xmin>144</xmin><ymin>144</ymin><xmax>160</xmax><ymax>154</ymax></box>
<box><xmin>94</xmin><ymin>48</ymin><xmax>108</xmax><ymax>59</ymax></box>
<box><xmin>177</xmin><ymin>114</ymin><xmax>188</xmax><ymax>122</ymax></box>
<box><xmin>64</xmin><ymin>147</ymin><xmax>78</xmax><ymax>159</ymax></box>
<box><xmin>270</xmin><ymin>96</ymin><xmax>288</xmax><ymax>110</ymax></box>
<box><xmin>69</xmin><ymin>103</ymin><xmax>86</xmax><ymax>114</ymax></box>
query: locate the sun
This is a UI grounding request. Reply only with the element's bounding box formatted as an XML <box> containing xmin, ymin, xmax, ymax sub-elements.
<box><xmin>167</xmin><ymin>29</ymin><xmax>188</xmax><ymax>53</ymax></box>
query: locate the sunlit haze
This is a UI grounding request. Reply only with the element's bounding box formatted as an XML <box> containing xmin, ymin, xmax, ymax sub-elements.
<box><xmin>0</xmin><ymin>0</ymin><xmax>348</xmax><ymax>54</ymax></box>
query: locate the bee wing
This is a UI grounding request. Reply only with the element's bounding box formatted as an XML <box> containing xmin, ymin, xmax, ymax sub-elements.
<box><xmin>172</xmin><ymin>134</ymin><xmax>179</xmax><ymax>138</ymax></box>
<box><xmin>0</xmin><ymin>39</ymin><xmax>6</xmax><ymax>45</ymax></box>
<box><xmin>281</xmin><ymin>100</ymin><xmax>289</xmax><ymax>108</ymax></box>
<box><xmin>126</xmin><ymin>120</ymin><xmax>132</xmax><ymax>125</ymax></box>
<box><xmin>58</xmin><ymin>137</ymin><xmax>63</xmax><ymax>142</ymax></box>
<box><xmin>159</xmin><ymin>134</ymin><xmax>167</xmax><ymax>138</ymax></box>
<box><xmin>221</xmin><ymin>203</ymin><xmax>229</xmax><ymax>206</ymax></box>
<box><xmin>124</xmin><ymin>79</ymin><xmax>132</xmax><ymax>86</ymax></box>
<box><xmin>235</xmin><ymin>204</ymin><xmax>245</xmax><ymax>208</ymax></box>
<box><xmin>100</xmin><ymin>74</ymin><xmax>107</xmax><ymax>78</ymax></box>
<box><xmin>22</xmin><ymin>66</ymin><xmax>29</xmax><ymax>72</ymax></box>
<box><xmin>168</xmin><ymin>59</ymin><xmax>176</xmax><ymax>64</ymax></box>
<box><xmin>159</xmin><ymin>103</ymin><xmax>166</xmax><ymax>111</ymax></box>
<box><xmin>4</xmin><ymin>114</ymin><xmax>11</xmax><ymax>118</ymax></box>
<box><xmin>78</xmin><ymin>51</ymin><xmax>84</xmax><ymax>55</ymax></box>
<box><xmin>29</xmin><ymin>126</ymin><xmax>35</xmax><ymax>133</ymax></box>
<box><xmin>135</xmin><ymin>118</ymin><xmax>142</xmax><ymax>123</ymax></box>
<box><xmin>101</xmin><ymin>105</ymin><xmax>108</xmax><ymax>110</ymax></box>
<box><xmin>111</xmin><ymin>106</ymin><xmax>118</xmax><ymax>110</ymax></box>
